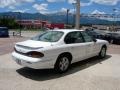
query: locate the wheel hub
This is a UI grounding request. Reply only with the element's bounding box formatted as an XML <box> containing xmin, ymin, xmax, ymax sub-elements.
<box><xmin>59</xmin><ymin>57</ymin><xmax>69</xmax><ymax>71</ymax></box>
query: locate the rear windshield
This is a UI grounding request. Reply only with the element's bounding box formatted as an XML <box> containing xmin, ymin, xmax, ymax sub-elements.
<box><xmin>31</xmin><ymin>31</ymin><xmax>64</xmax><ymax>42</ymax></box>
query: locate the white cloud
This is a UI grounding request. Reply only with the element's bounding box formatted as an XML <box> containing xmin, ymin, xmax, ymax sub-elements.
<box><xmin>8</xmin><ymin>6</ymin><xmax>15</xmax><ymax>9</ymax></box>
<box><xmin>113</xmin><ymin>8</ymin><xmax>120</xmax><ymax>13</ymax></box>
<box><xmin>91</xmin><ymin>0</ymin><xmax>120</xmax><ymax>5</ymax></box>
<box><xmin>61</xmin><ymin>8</ymin><xmax>68</xmax><ymax>12</ymax></box>
<box><xmin>68</xmin><ymin>0</ymin><xmax>92</xmax><ymax>6</ymax></box>
<box><xmin>0</xmin><ymin>0</ymin><xmax>35</xmax><ymax>8</ymax></box>
<box><xmin>68</xmin><ymin>0</ymin><xmax>120</xmax><ymax>6</ymax></box>
<box><xmin>47</xmin><ymin>0</ymin><xmax>65</xmax><ymax>2</ymax></box>
<box><xmin>80</xmin><ymin>1</ymin><xmax>92</xmax><ymax>6</ymax></box>
<box><xmin>91</xmin><ymin>10</ymin><xmax>106</xmax><ymax>14</ymax></box>
<box><xmin>69</xmin><ymin>9</ymin><xmax>75</xmax><ymax>13</ymax></box>
<box><xmin>60</xmin><ymin>7</ymin><xmax>75</xmax><ymax>14</ymax></box>
<box><xmin>68</xmin><ymin>0</ymin><xmax>76</xmax><ymax>4</ymax></box>
<box><xmin>33</xmin><ymin>3</ymin><xmax>48</xmax><ymax>14</ymax></box>
<box><xmin>13</xmin><ymin>9</ymin><xmax>30</xmax><ymax>13</ymax></box>
<box><xmin>33</xmin><ymin>4</ymin><xmax>48</xmax><ymax>11</ymax></box>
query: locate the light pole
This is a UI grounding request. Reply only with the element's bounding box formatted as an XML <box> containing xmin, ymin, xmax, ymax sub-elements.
<box><xmin>19</xmin><ymin>12</ymin><xmax>21</xmax><ymax>36</ymax></box>
<box><xmin>75</xmin><ymin>0</ymin><xmax>80</xmax><ymax>30</ymax></box>
<box><xmin>66</xmin><ymin>9</ymin><xmax>70</xmax><ymax>26</ymax></box>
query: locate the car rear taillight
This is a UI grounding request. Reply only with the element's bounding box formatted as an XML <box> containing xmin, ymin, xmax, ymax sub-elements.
<box><xmin>27</xmin><ymin>51</ymin><xmax>44</xmax><ymax>58</ymax></box>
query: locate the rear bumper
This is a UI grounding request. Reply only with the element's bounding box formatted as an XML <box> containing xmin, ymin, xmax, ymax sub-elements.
<box><xmin>12</xmin><ymin>52</ymin><xmax>54</xmax><ymax>69</ymax></box>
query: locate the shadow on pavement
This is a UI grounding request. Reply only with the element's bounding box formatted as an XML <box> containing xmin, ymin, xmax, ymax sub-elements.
<box><xmin>16</xmin><ymin>55</ymin><xmax>111</xmax><ymax>81</ymax></box>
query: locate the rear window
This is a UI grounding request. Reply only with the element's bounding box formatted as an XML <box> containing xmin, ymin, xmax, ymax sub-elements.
<box><xmin>31</xmin><ymin>31</ymin><xmax>64</xmax><ymax>42</ymax></box>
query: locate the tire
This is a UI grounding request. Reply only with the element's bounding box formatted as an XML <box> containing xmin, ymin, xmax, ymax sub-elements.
<box><xmin>54</xmin><ymin>55</ymin><xmax>71</xmax><ymax>73</ymax></box>
<box><xmin>99</xmin><ymin>46</ymin><xmax>107</xmax><ymax>59</ymax></box>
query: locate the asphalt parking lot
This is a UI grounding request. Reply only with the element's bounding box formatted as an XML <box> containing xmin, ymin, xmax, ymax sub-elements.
<box><xmin>0</xmin><ymin>36</ymin><xmax>120</xmax><ymax>90</ymax></box>
<box><xmin>0</xmin><ymin>37</ymin><xmax>27</xmax><ymax>55</ymax></box>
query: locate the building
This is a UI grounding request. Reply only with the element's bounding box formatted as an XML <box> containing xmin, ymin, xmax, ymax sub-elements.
<box><xmin>46</xmin><ymin>23</ymin><xmax>64</xmax><ymax>29</ymax></box>
<box><xmin>16</xmin><ymin>20</ymin><xmax>48</xmax><ymax>29</ymax></box>
<box><xmin>16</xmin><ymin>20</ymin><xmax>64</xmax><ymax>29</ymax></box>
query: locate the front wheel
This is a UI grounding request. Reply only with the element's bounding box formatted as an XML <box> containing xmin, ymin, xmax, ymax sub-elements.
<box><xmin>54</xmin><ymin>55</ymin><xmax>71</xmax><ymax>73</ymax></box>
<box><xmin>99</xmin><ymin>46</ymin><xmax>107</xmax><ymax>58</ymax></box>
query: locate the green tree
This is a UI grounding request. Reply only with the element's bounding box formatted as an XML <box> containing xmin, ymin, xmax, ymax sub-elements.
<box><xmin>0</xmin><ymin>18</ymin><xmax>19</xmax><ymax>29</ymax></box>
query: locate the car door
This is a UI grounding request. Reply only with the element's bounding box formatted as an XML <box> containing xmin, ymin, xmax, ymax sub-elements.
<box><xmin>64</xmin><ymin>31</ymin><xmax>86</xmax><ymax>63</ymax></box>
<box><xmin>81</xmin><ymin>31</ymin><xmax>97</xmax><ymax>58</ymax></box>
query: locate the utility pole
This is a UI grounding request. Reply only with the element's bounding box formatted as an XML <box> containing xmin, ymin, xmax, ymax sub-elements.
<box><xmin>19</xmin><ymin>12</ymin><xmax>21</xmax><ymax>36</ymax></box>
<box><xmin>75</xmin><ymin>0</ymin><xmax>80</xmax><ymax>29</ymax></box>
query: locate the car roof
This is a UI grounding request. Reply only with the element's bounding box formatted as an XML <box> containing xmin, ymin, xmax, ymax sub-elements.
<box><xmin>50</xmin><ymin>29</ymin><xmax>84</xmax><ymax>33</ymax></box>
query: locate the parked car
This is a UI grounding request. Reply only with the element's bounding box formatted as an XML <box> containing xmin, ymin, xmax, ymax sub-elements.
<box><xmin>104</xmin><ymin>32</ymin><xmax>120</xmax><ymax>44</ymax></box>
<box><xmin>0</xmin><ymin>27</ymin><xmax>9</xmax><ymax>37</ymax></box>
<box><xmin>12</xmin><ymin>29</ymin><xmax>109</xmax><ymax>73</ymax></box>
<box><xmin>86</xmin><ymin>29</ymin><xmax>105</xmax><ymax>40</ymax></box>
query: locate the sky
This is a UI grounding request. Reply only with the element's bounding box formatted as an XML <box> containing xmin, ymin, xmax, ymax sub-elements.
<box><xmin>0</xmin><ymin>0</ymin><xmax>120</xmax><ymax>14</ymax></box>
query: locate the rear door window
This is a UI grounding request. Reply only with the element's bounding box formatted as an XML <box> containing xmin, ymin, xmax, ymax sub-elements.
<box><xmin>64</xmin><ymin>31</ymin><xmax>84</xmax><ymax>44</ymax></box>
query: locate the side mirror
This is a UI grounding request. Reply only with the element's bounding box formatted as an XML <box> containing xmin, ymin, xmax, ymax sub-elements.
<box><xmin>93</xmin><ymin>38</ymin><xmax>97</xmax><ymax>42</ymax></box>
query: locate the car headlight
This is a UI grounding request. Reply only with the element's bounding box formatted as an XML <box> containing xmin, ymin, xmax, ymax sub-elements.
<box><xmin>27</xmin><ymin>51</ymin><xmax>44</xmax><ymax>58</ymax></box>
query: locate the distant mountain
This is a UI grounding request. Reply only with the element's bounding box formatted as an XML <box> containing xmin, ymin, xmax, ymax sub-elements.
<box><xmin>47</xmin><ymin>12</ymin><xmax>120</xmax><ymax>25</ymax></box>
<box><xmin>0</xmin><ymin>12</ymin><xmax>48</xmax><ymax>20</ymax></box>
<box><xmin>80</xmin><ymin>17</ymin><xmax>114</xmax><ymax>25</ymax></box>
<box><xmin>0</xmin><ymin>12</ymin><xmax>120</xmax><ymax>25</ymax></box>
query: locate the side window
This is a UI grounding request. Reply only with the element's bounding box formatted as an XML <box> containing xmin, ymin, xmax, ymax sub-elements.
<box><xmin>81</xmin><ymin>31</ymin><xmax>93</xmax><ymax>42</ymax></box>
<box><xmin>64</xmin><ymin>32</ymin><xmax>84</xmax><ymax>44</ymax></box>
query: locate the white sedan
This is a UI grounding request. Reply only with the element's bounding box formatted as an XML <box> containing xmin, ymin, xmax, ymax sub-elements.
<box><xmin>12</xmin><ymin>29</ymin><xmax>109</xmax><ymax>73</ymax></box>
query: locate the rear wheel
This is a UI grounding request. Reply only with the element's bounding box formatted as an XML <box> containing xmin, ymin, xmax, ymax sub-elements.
<box><xmin>54</xmin><ymin>55</ymin><xmax>71</xmax><ymax>73</ymax></box>
<box><xmin>99</xmin><ymin>46</ymin><xmax>107</xmax><ymax>58</ymax></box>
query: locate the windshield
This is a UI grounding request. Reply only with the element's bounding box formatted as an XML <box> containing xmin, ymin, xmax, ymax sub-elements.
<box><xmin>31</xmin><ymin>31</ymin><xmax>64</xmax><ymax>42</ymax></box>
